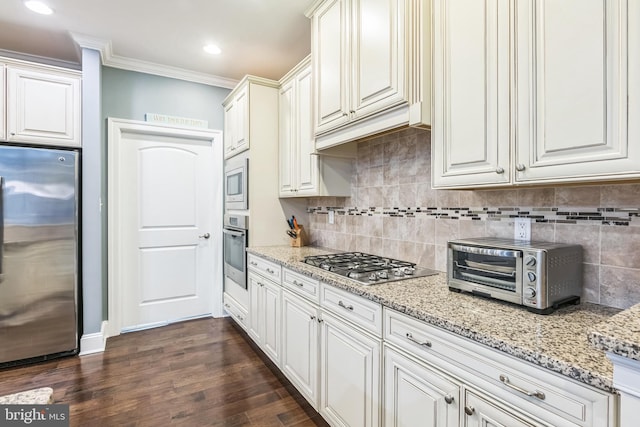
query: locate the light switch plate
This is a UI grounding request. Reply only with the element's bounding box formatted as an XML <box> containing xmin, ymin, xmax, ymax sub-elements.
<box><xmin>328</xmin><ymin>210</ymin><xmax>335</xmax><ymax>224</ymax></box>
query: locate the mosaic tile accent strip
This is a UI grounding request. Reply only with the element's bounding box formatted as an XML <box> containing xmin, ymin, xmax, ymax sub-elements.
<box><xmin>308</xmin><ymin>206</ymin><xmax>640</xmax><ymax>226</ymax></box>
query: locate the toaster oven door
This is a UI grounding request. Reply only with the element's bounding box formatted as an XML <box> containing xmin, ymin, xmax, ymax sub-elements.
<box><xmin>448</xmin><ymin>244</ymin><xmax>523</xmax><ymax>304</ymax></box>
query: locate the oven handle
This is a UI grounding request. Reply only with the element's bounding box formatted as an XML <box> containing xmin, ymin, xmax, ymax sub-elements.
<box><xmin>223</xmin><ymin>228</ymin><xmax>245</xmax><ymax>238</ymax></box>
<box><xmin>449</xmin><ymin>244</ymin><xmax>521</xmax><ymax>258</ymax></box>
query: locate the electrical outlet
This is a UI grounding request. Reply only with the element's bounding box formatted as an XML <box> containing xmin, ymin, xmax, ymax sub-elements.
<box><xmin>328</xmin><ymin>210</ymin><xmax>335</xmax><ymax>224</ymax></box>
<box><xmin>514</xmin><ymin>217</ymin><xmax>531</xmax><ymax>241</ymax></box>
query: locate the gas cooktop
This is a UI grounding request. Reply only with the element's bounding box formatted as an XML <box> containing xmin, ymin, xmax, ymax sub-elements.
<box><xmin>302</xmin><ymin>252</ymin><xmax>438</xmax><ymax>285</ymax></box>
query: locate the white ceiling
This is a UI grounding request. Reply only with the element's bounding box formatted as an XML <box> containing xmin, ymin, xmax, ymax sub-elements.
<box><xmin>0</xmin><ymin>0</ymin><xmax>315</xmax><ymax>87</ymax></box>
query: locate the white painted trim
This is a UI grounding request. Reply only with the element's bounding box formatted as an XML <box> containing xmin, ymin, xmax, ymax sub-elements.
<box><xmin>71</xmin><ymin>33</ymin><xmax>238</xmax><ymax>89</ymax></box>
<box><xmin>79</xmin><ymin>321</ymin><xmax>109</xmax><ymax>355</ymax></box>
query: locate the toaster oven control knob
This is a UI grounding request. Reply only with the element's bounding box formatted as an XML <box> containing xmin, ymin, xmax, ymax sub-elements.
<box><xmin>525</xmin><ymin>287</ymin><xmax>537</xmax><ymax>299</ymax></box>
<box><xmin>525</xmin><ymin>256</ymin><xmax>537</xmax><ymax>267</ymax></box>
<box><xmin>527</xmin><ymin>271</ymin><xmax>537</xmax><ymax>282</ymax></box>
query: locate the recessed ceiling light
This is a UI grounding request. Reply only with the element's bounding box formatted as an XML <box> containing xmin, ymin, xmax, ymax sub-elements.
<box><xmin>203</xmin><ymin>44</ymin><xmax>222</xmax><ymax>55</ymax></box>
<box><xmin>24</xmin><ymin>0</ymin><xmax>53</xmax><ymax>15</ymax></box>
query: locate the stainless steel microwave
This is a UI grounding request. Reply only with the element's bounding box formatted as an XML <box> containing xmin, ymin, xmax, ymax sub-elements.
<box><xmin>447</xmin><ymin>238</ymin><xmax>582</xmax><ymax>314</ymax></box>
<box><xmin>224</xmin><ymin>154</ymin><xmax>248</xmax><ymax>210</ymax></box>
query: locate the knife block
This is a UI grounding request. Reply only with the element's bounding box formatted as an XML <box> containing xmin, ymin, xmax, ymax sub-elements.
<box><xmin>290</xmin><ymin>225</ymin><xmax>308</xmax><ymax>247</ymax></box>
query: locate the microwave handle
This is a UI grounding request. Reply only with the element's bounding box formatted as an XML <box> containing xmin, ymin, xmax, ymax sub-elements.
<box><xmin>449</xmin><ymin>243</ymin><xmax>521</xmax><ymax>258</ymax></box>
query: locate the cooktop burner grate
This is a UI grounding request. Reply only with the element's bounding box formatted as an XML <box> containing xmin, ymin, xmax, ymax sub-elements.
<box><xmin>303</xmin><ymin>252</ymin><xmax>438</xmax><ymax>285</ymax></box>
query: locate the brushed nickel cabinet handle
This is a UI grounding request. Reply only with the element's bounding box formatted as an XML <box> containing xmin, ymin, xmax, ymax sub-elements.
<box><xmin>499</xmin><ymin>374</ymin><xmax>545</xmax><ymax>400</ymax></box>
<box><xmin>338</xmin><ymin>300</ymin><xmax>354</xmax><ymax>311</ymax></box>
<box><xmin>292</xmin><ymin>280</ymin><xmax>304</xmax><ymax>287</ymax></box>
<box><xmin>405</xmin><ymin>332</ymin><xmax>432</xmax><ymax>348</ymax></box>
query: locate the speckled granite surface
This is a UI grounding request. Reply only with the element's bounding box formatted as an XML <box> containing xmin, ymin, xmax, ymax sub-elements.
<box><xmin>248</xmin><ymin>245</ymin><xmax>622</xmax><ymax>393</ymax></box>
<box><xmin>0</xmin><ymin>387</ymin><xmax>53</xmax><ymax>404</ymax></box>
<box><xmin>589</xmin><ymin>303</ymin><xmax>640</xmax><ymax>361</ymax></box>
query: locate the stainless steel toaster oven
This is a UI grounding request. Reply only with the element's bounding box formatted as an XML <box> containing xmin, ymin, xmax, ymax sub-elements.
<box><xmin>447</xmin><ymin>238</ymin><xmax>583</xmax><ymax>314</ymax></box>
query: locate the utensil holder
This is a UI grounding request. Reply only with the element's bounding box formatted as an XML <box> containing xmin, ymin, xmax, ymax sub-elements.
<box><xmin>290</xmin><ymin>225</ymin><xmax>308</xmax><ymax>247</ymax></box>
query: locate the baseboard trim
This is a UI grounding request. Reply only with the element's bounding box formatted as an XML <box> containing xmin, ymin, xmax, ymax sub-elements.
<box><xmin>79</xmin><ymin>321</ymin><xmax>109</xmax><ymax>355</ymax></box>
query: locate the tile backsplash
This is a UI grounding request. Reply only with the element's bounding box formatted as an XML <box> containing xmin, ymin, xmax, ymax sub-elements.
<box><xmin>306</xmin><ymin>127</ymin><xmax>640</xmax><ymax>310</ymax></box>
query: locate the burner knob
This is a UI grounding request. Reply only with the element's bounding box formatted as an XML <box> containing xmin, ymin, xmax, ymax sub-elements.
<box><xmin>393</xmin><ymin>269</ymin><xmax>404</xmax><ymax>277</ymax></box>
<box><xmin>377</xmin><ymin>271</ymin><xmax>389</xmax><ymax>279</ymax></box>
<box><xmin>403</xmin><ymin>267</ymin><xmax>415</xmax><ymax>275</ymax></box>
<box><xmin>368</xmin><ymin>273</ymin><xmax>378</xmax><ymax>282</ymax></box>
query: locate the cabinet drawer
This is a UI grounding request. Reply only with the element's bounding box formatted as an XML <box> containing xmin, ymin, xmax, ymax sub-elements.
<box><xmin>282</xmin><ymin>268</ymin><xmax>320</xmax><ymax>303</ymax></box>
<box><xmin>320</xmin><ymin>283</ymin><xmax>382</xmax><ymax>337</ymax></box>
<box><xmin>384</xmin><ymin>308</ymin><xmax>614</xmax><ymax>427</ymax></box>
<box><xmin>223</xmin><ymin>293</ymin><xmax>248</xmax><ymax>331</ymax></box>
<box><xmin>247</xmin><ymin>254</ymin><xmax>281</xmax><ymax>282</ymax></box>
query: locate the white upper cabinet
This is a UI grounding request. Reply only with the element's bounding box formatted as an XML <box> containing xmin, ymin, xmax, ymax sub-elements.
<box><xmin>5</xmin><ymin>61</ymin><xmax>81</xmax><ymax>147</ymax></box>
<box><xmin>307</xmin><ymin>0</ymin><xmax>429</xmax><ymax>150</ymax></box>
<box><xmin>432</xmin><ymin>0</ymin><xmax>511</xmax><ymax>188</ymax></box>
<box><xmin>432</xmin><ymin>0</ymin><xmax>639</xmax><ymax>188</ymax></box>
<box><xmin>278</xmin><ymin>57</ymin><xmax>352</xmax><ymax>198</ymax></box>
<box><xmin>223</xmin><ymin>83</ymin><xmax>249</xmax><ymax>158</ymax></box>
<box><xmin>514</xmin><ymin>0</ymin><xmax>638</xmax><ymax>183</ymax></box>
<box><xmin>223</xmin><ymin>76</ymin><xmax>278</xmax><ymax>160</ymax></box>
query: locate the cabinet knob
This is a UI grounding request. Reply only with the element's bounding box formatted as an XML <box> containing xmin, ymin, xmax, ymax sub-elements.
<box><xmin>444</xmin><ymin>395</ymin><xmax>454</xmax><ymax>404</ymax></box>
<box><xmin>10</xmin><ymin>132</ymin><xmax>16</xmax><ymax>136</ymax></box>
<box><xmin>199</xmin><ymin>233</ymin><xmax>210</xmax><ymax>239</ymax></box>
<box><xmin>516</xmin><ymin>163</ymin><xmax>526</xmax><ymax>172</ymax></box>
<box><xmin>495</xmin><ymin>167</ymin><xmax>504</xmax><ymax>174</ymax></box>
<box><xmin>464</xmin><ymin>406</ymin><xmax>475</xmax><ymax>416</ymax></box>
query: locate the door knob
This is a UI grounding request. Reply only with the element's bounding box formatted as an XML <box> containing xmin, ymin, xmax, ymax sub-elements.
<box><xmin>199</xmin><ymin>233</ymin><xmax>211</xmax><ymax>239</ymax></box>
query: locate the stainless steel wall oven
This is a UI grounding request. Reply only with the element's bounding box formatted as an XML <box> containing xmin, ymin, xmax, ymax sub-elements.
<box><xmin>223</xmin><ymin>214</ymin><xmax>248</xmax><ymax>288</ymax></box>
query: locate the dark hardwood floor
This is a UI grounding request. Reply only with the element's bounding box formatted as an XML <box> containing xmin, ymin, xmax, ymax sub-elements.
<box><xmin>0</xmin><ymin>318</ymin><xmax>330</xmax><ymax>427</ymax></box>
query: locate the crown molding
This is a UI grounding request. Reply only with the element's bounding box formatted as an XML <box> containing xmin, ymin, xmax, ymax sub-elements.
<box><xmin>0</xmin><ymin>48</ymin><xmax>81</xmax><ymax>71</ymax></box>
<box><xmin>71</xmin><ymin>33</ymin><xmax>238</xmax><ymax>89</ymax></box>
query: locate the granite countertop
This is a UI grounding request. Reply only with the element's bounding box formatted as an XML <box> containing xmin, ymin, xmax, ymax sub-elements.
<box><xmin>589</xmin><ymin>303</ymin><xmax>640</xmax><ymax>361</ymax></box>
<box><xmin>247</xmin><ymin>245</ymin><xmax>623</xmax><ymax>393</ymax></box>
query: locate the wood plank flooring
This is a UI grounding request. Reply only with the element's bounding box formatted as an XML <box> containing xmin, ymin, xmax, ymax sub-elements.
<box><xmin>0</xmin><ymin>318</ymin><xmax>329</xmax><ymax>427</ymax></box>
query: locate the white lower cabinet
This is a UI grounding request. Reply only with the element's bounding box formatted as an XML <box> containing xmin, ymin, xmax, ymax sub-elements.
<box><xmin>463</xmin><ymin>390</ymin><xmax>546</xmax><ymax>427</ymax></box>
<box><xmin>281</xmin><ymin>289</ymin><xmax>320</xmax><ymax>408</ymax></box>
<box><xmin>320</xmin><ymin>309</ymin><xmax>381</xmax><ymax>427</ymax></box>
<box><xmin>383</xmin><ymin>345</ymin><xmax>460</xmax><ymax>427</ymax></box>
<box><xmin>247</xmin><ymin>271</ymin><xmax>281</xmax><ymax>366</ymax></box>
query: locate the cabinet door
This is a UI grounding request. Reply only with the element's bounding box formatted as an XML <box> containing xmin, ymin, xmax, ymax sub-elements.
<box><xmin>295</xmin><ymin>64</ymin><xmax>319</xmax><ymax>196</ymax></box>
<box><xmin>350</xmin><ymin>0</ymin><xmax>407</xmax><ymax>120</ymax></box>
<box><xmin>463</xmin><ymin>389</ymin><xmax>546</xmax><ymax>427</ymax></box>
<box><xmin>233</xmin><ymin>85</ymin><xmax>249</xmax><ymax>154</ymax></box>
<box><xmin>262</xmin><ymin>279</ymin><xmax>281</xmax><ymax>365</ymax></box>
<box><xmin>384</xmin><ymin>346</ymin><xmax>460</xmax><ymax>427</ymax></box>
<box><xmin>320</xmin><ymin>310</ymin><xmax>381</xmax><ymax>427</ymax></box>
<box><xmin>282</xmin><ymin>290</ymin><xmax>319</xmax><ymax>408</ymax></box>
<box><xmin>223</xmin><ymin>101</ymin><xmax>236</xmax><ymax>158</ymax></box>
<box><xmin>247</xmin><ymin>272</ymin><xmax>262</xmax><ymax>343</ymax></box>
<box><xmin>7</xmin><ymin>66</ymin><xmax>80</xmax><ymax>147</ymax></box>
<box><xmin>279</xmin><ymin>78</ymin><xmax>297</xmax><ymax>196</ymax></box>
<box><xmin>514</xmin><ymin>0</ymin><xmax>638</xmax><ymax>182</ymax></box>
<box><xmin>432</xmin><ymin>0</ymin><xmax>511</xmax><ymax>188</ymax></box>
<box><xmin>312</xmin><ymin>0</ymin><xmax>350</xmax><ymax>134</ymax></box>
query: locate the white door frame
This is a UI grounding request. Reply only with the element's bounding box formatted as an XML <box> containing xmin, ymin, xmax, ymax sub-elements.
<box><xmin>107</xmin><ymin>118</ymin><xmax>224</xmax><ymax>338</ymax></box>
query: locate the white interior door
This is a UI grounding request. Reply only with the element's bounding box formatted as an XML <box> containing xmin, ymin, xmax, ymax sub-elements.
<box><xmin>108</xmin><ymin>118</ymin><xmax>223</xmax><ymax>334</ymax></box>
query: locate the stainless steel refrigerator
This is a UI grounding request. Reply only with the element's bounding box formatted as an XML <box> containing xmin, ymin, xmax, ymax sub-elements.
<box><xmin>0</xmin><ymin>145</ymin><xmax>79</xmax><ymax>366</ymax></box>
